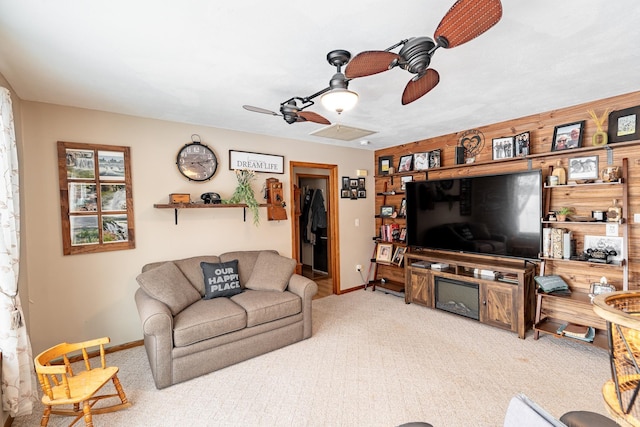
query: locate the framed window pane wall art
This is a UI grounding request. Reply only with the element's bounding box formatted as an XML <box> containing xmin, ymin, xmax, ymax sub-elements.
<box><xmin>57</xmin><ymin>141</ymin><xmax>135</xmax><ymax>255</ymax></box>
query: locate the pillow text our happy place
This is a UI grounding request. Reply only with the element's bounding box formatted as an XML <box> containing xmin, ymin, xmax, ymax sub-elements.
<box><xmin>201</xmin><ymin>260</ymin><xmax>243</xmax><ymax>299</ymax></box>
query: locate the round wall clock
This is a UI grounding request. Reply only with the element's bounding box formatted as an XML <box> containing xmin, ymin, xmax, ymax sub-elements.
<box><xmin>176</xmin><ymin>135</ymin><xmax>218</xmax><ymax>182</ymax></box>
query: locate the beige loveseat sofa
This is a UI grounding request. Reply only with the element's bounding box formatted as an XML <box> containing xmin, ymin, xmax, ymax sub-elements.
<box><xmin>134</xmin><ymin>250</ymin><xmax>318</xmax><ymax>389</ymax></box>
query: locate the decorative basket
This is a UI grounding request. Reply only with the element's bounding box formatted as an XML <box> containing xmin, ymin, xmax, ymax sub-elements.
<box><xmin>593</xmin><ymin>291</ymin><xmax>640</xmax><ymax>427</ymax></box>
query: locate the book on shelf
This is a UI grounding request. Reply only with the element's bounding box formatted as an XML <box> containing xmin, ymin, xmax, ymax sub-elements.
<box><xmin>556</xmin><ymin>323</ymin><xmax>595</xmax><ymax>342</ymax></box>
<box><xmin>497</xmin><ymin>272</ymin><xmax>519</xmax><ymax>284</ymax></box>
<box><xmin>562</xmin><ymin>230</ymin><xmax>573</xmax><ymax>260</ymax></box>
<box><xmin>411</xmin><ymin>261</ymin><xmax>431</xmax><ymax>269</ymax></box>
<box><xmin>474</xmin><ymin>268</ymin><xmax>498</xmax><ymax>280</ymax></box>
<box><xmin>562</xmin><ymin>323</ymin><xmax>590</xmax><ymax>338</ymax></box>
<box><xmin>551</xmin><ymin>228</ymin><xmax>564</xmax><ymax>259</ymax></box>
<box><xmin>379</xmin><ymin>223</ymin><xmax>401</xmax><ymax>242</ymax></box>
<box><xmin>542</xmin><ymin>227</ymin><xmax>575</xmax><ymax>260</ymax></box>
<box><xmin>542</xmin><ymin>228</ymin><xmax>551</xmax><ymax>258</ymax></box>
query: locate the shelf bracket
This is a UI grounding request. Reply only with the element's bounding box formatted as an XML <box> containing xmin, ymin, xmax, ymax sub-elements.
<box><xmin>174</xmin><ymin>208</ymin><xmax>178</xmax><ymax>225</ymax></box>
<box><xmin>606</xmin><ymin>147</ymin><xmax>614</xmax><ymax>165</ymax></box>
<box><xmin>243</xmin><ymin>207</ymin><xmax>246</xmax><ymax>222</ymax></box>
<box><xmin>527</xmin><ymin>158</ymin><xmax>532</xmax><ymax>170</ymax></box>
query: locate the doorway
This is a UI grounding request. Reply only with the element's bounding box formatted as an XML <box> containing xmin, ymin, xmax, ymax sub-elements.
<box><xmin>290</xmin><ymin>162</ymin><xmax>340</xmax><ymax>298</ymax></box>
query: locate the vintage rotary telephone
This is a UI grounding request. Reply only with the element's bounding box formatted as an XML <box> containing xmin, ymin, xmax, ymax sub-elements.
<box><xmin>264</xmin><ymin>178</ymin><xmax>287</xmax><ymax>221</ymax></box>
<box><xmin>200</xmin><ymin>192</ymin><xmax>221</xmax><ymax>204</ymax></box>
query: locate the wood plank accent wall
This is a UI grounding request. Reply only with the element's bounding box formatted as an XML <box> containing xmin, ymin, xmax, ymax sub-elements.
<box><xmin>375</xmin><ymin>90</ymin><xmax>640</xmax><ymax>291</ymax></box>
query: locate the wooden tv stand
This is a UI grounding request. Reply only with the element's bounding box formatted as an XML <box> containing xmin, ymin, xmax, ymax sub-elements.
<box><xmin>404</xmin><ymin>250</ymin><xmax>537</xmax><ymax>339</ymax></box>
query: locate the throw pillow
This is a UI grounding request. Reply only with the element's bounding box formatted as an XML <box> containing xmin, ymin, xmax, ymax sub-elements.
<box><xmin>201</xmin><ymin>260</ymin><xmax>243</xmax><ymax>299</ymax></box>
<box><xmin>245</xmin><ymin>251</ymin><xmax>296</xmax><ymax>292</ymax></box>
<box><xmin>136</xmin><ymin>262</ymin><xmax>201</xmax><ymax>315</ymax></box>
<box><xmin>457</xmin><ymin>225</ymin><xmax>474</xmax><ymax>240</ymax></box>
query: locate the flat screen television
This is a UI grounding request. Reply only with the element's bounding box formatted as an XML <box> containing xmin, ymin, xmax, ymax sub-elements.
<box><xmin>405</xmin><ymin>170</ymin><xmax>542</xmax><ymax>260</ymax></box>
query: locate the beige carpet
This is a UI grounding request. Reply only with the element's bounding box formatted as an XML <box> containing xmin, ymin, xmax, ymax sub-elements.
<box><xmin>15</xmin><ymin>290</ymin><xmax>613</xmax><ymax>426</ymax></box>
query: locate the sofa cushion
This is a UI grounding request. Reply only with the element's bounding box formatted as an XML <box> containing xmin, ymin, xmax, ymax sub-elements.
<box><xmin>201</xmin><ymin>260</ymin><xmax>242</xmax><ymax>299</ymax></box>
<box><xmin>136</xmin><ymin>262</ymin><xmax>201</xmax><ymax>316</ymax></box>
<box><xmin>173</xmin><ymin>298</ymin><xmax>247</xmax><ymax>347</ymax></box>
<box><xmin>244</xmin><ymin>251</ymin><xmax>296</xmax><ymax>292</ymax></box>
<box><xmin>220</xmin><ymin>250</ymin><xmax>277</xmax><ymax>287</ymax></box>
<box><xmin>231</xmin><ymin>290</ymin><xmax>301</xmax><ymax>327</ymax></box>
<box><xmin>467</xmin><ymin>223</ymin><xmax>491</xmax><ymax>240</ymax></box>
<box><xmin>173</xmin><ymin>255</ymin><xmax>221</xmax><ymax>295</ymax></box>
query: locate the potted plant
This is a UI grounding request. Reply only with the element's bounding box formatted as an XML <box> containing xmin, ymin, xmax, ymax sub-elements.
<box><xmin>225</xmin><ymin>169</ymin><xmax>260</xmax><ymax>226</ymax></box>
<box><xmin>556</xmin><ymin>207</ymin><xmax>573</xmax><ymax>222</ymax></box>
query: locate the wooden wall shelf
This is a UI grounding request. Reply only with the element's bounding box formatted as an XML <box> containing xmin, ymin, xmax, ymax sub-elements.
<box><xmin>154</xmin><ymin>203</ymin><xmax>270</xmax><ymax>224</ymax></box>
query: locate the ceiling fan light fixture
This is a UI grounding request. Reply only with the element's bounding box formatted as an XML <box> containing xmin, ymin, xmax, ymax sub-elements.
<box><xmin>321</xmin><ymin>88</ymin><xmax>359</xmax><ymax>114</ymax></box>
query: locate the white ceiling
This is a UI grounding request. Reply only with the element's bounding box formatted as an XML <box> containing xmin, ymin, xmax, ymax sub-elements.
<box><xmin>1</xmin><ymin>1</ymin><xmax>639</xmax><ymax>150</ymax></box>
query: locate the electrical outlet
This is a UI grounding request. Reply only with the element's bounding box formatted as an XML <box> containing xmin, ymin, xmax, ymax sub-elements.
<box><xmin>356</xmin><ymin>264</ymin><xmax>362</xmax><ymax>272</ymax></box>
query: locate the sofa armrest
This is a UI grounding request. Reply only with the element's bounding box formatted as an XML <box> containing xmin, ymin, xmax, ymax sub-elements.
<box><xmin>491</xmin><ymin>233</ymin><xmax>508</xmax><ymax>243</ymax></box>
<box><xmin>287</xmin><ymin>274</ymin><xmax>318</xmax><ymax>339</ymax></box>
<box><xmin>134</xmin><ymin>288</ymin><xmax>175</xmax><ymax>389</ymax></box>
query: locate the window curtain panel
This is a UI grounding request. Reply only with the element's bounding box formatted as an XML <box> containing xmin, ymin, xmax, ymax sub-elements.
<box><xmin>0</xmin><ymin>87</ymin><xmax>36</xmax><ymax>417</ymax></box>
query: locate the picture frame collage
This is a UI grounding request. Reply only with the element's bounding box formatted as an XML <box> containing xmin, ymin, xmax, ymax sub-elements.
<box><xmin>492</xmin><ymin>131</ymin><xmax>530</xmax><ymax>160</ymax></box>
<box><xmin>341</xmin><ymin>176</ymin><xmax>366</xmax><ymax>199</ymax></box>
<box><xmin>375</xmin><ymin>242</ymin><xmax>407</xmax><ymax>267</ymax></box>
<box><xmin>377</xmin><ymin>150</ymin><xmax>442</xmax><ymax>175</ymax></box>
<box><xmin>398</xmin><ymin>149</ymin><xmax>441</xmax><ymax>172</ymax></box>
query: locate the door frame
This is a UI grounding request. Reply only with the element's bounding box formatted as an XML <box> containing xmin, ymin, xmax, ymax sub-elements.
<box><xmin>290</xmin><ymin>161</ymin><xmax>340</xmax><ymax>295</ymax></box>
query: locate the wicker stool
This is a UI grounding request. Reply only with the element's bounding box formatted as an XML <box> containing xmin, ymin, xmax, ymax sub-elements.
<box><xmin>593</xmin><ymin>291</ymin><xmax>640</xmax><ymax>427</ymax></box>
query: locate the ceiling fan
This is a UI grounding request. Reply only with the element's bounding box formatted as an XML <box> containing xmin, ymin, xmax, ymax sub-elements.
<box><xmin>242</xmin><ymin>97</ymin><xmax>331</xmax><ymax>125</ymax></box>
<box><xmin>345</xmin><ymin>0</ymin><xmax>503</xmax><ymax>105</ymax></box>
<box><xmin>243</xmin><ymin>49</ymin><xmax>356</xmax><ymax>125</ymax></box>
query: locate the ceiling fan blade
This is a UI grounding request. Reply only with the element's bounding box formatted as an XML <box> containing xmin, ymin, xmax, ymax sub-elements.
<box><xmin>297</xmin><ymin>111</ymin><xmax>331</xmax><ymax>125</ymax></box>
<box><xmin>345</xmin><ymin>51</ymin><xmax>400</xmax><ymax>79</ymax></box>
<box><xmin>401</xmin><ymin>69</ymin><xmax>440</xmax><ymax>105</ymax></box>
<box><xmin>434</xmin><ymin>0</ymin><xmax>502</xmax><ymax>48</ymax></box>
<box><xmin>242</xmin><ymin>105</ymin><xmax>279</xmax><ymax>116</ymax></box>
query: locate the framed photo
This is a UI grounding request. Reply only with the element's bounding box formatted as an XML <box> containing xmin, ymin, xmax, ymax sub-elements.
<box><xmin>392</xmin><ymin>246</ymin><xmax>407</xmax><ymax>266</ymax></box>
<box><xmin>492</xmin><ymin>136</ymin><xmax>515</xmax><ymax>159</ymax></box>
<box><xmin>568</xmin><ymin>155</ymin><xmax>599</xmax><ymax>181</ymax></box>
<box><xmin>400</xmin><ymin>175</ymin><xmax>413</xmax><ymax>190</ymax></box>
<box><xmin>350</xmin><ymin>188</ymin><xmax>358</xmax><ymax>199</ymax></box>
<box><xmin>429</xmin><ymin>149</ymin><xmax>441</xmax><ymax>168</ymax></box>
<box><xmin>413</xmin><ymin>152</ymin><xmax>429</xmax><ymax>171</ymax></box>
<box><xmin>380</xmin><ymin>205</ymin><xmax>394</xmax><ymax>218</ymax></box>
<box><xmin>357</xmin><ymin>189</ymin><xmax>366</xmax><ymax>199</ymax></box>
<box><xmin>608</xmin><ymin>106</ymin><xmax>640</xmax><ymax>143</ymax></box>
<box><xmin>375</xmin><ymin>243</ymin><xmax>394</xmax><ymax>263</ymax></box>
<box><xmin>340</xmin><ymin>189</ymin><xmax>350</xmax><ymax>198</ymax></box>
<box><xmin>378</xmin><ymin>156</ymin><xmax>393</xmax><ymax>175</ymax></box>
<box><xmin>342</xmin><ymin>176</ymin><xmax>350</xmax><ymax>190</ymax></box>
<box><xmin>398</xmin><ymin>198</ymin><xmax>407</xmax><ymax>217</ymax></box>
<box><xmin>552</xmin><ymin>121</ymin><xmax>584</xmax><ymax>151</ymax></box>
<box><xmin>349</xmin><ymin>178</ymin><xmax>359</xmax><ymax>188</ymax></box>
<box><xmin>358</xmin><ymin>177</ymin><xmax>366</xmax><ymax>189</ymax></box>
<box><xmin>398</xmin><ymin>154</ymin><xmax>413</xmax><ymax>172</ymax></box>
<box><xmin>514</xmin><ymin>131</ymin><xmax>530</xmax><ymax>156</ymax></box>
<box><xmin>399</xmin><ymin>227</ymin><xmax>407</xmax><ymax>242</ymax></box>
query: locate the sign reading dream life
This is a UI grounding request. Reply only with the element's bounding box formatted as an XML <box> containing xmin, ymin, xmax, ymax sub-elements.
<box><xmin>229</xmin><ymin>150</ymin><xmax>284</xmax><ymax>174</ymax></box>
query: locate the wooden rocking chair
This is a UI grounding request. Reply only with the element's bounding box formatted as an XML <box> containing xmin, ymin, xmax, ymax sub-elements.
<box><xmin>34</xmin><ymin>337</ymin><xmax>131</xmax><ymax>426</ymax></box>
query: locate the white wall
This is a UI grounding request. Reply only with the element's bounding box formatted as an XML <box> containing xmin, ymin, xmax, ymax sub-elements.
<box><xmin>20</xmin><ymin>101</ymin><xmax>375</xmax><ymax>354</ymax></box>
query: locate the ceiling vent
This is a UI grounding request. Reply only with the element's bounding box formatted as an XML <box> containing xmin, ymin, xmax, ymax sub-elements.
<box><xmin>310</xmin><ymin>124</ymin><xmax>377</xmax><ymax>141</ymax></box>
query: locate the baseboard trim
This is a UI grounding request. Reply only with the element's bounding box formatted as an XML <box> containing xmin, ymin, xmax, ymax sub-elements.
<box><xmin>59</xmin><ymin>339</ymin><xmax>144</xmax><ymax>364</ymax></box>
<box><xmin>338</xmin><ymin>285</ymin><xmax>365</xmax><ymax>295</ymax></box>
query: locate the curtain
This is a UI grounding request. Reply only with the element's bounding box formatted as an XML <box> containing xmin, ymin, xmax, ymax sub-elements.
<box><xmin>0</xmin><ymin>87</ymin><xmax>36</xmax><ymax>417</ymax></box>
